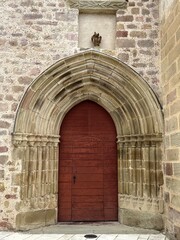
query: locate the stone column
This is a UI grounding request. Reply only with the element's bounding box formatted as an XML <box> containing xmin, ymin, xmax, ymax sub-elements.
<box><xmin>123</xmin><ymin>141</ymin><xmax>129</xmax><ymax>195</ymax></box>
<box><xmin>142</xmin><ymin>140</ymin><xmax>151</xmax><ymax>198</ymax></box>
<box><xmin>136</xmin><ymin>140</ymin><xmax>143</xmax><ymax>198</ymax></box>
<box><xmin>149</xmin><ymin>141</ymin><xmax>157</xmax><ymax>198</ymax></box>
<box><xmin>117</xmin><ymin>140</ymin><xmax>124</xmax><ymax>194</ymax></box>
<box><xmin>129</xmin><ymin>140</ymin><xmax>136</xmax><ymax>196</ymax></box>
<box><xmin>13</xmin><ymin>133</ymin><xmax>59</xmax><ymax>230</ymax></box>
<box><xmin>12</xmin><ymin>133</ymin><xmax>59</xmax><ymax>207</ymax></box>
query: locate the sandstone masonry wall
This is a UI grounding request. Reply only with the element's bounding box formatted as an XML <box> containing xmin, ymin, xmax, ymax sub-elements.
<box><xmin>160</xmin><ymin>0</ymin><xmax>180</xmax><ymax>239</ymax></box>
<box><xmin>0</xmin><ymin>0</ymin><xmax>161</xmax><ymax>229</ymax></box>
<box><xmin>116</xmin><ymin>0</ymin><xmax>160</xmax><ymax>96</ymax></box>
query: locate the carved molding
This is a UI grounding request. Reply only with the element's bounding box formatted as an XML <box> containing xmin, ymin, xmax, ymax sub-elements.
<box><xmin>117</xmin><ymin>134</ymin><xmax>162</xmax><ymax>144</ymax></box>
<box><xmin>12</xmin><ymin>133</ymin><xmax>60</xmax><ymax>147</ymax></box>
<box><xmin>68</xmin><ymin>0</ymin><xmax>128</xmax><ymax>12</ymax></box>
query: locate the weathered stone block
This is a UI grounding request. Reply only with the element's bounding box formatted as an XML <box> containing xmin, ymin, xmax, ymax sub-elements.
<box><xmin>130</xmin><ymin>31</ymin><xmax>147</xmax><ymax>38</ymax></box>
<box><xmin>142</xmin><ymin>8</ymin><xmax>150</xmax><ymax>15</ymax></box>
<box><xmin>116</xmin><ymin>39</ymin><xmax>135</xmax><ymax>48</ymax></box>
<box><xmin>12</xmin><ymin>86</ymin><xmax>24</xmax><ymax>93</ymax></box>
<box><xmin>169</xmin><ymin>74</ymin><xmax>180</xmax><ymax>88</ymax></box>
<box><xmin>137</xmin><ymin>39</ymin><xmax>154</xmax><ymax>48</ymax></box>
<box><xmin>129</xmin><ymin>2</ymin><xmax>135</xmax><ymax>7</ymax></box>
<box><xmin>171</xmin><ymin>132</ymin><xmax>180</xmax><ymax>146</ymax></box>
<box><xmin>168</xmin><ymin>207</ymin><xmax>180</xmax><ymax>225</ymax></box>
<box><xmin>12</xmin><ymin>173</ymin><xmax>21</xmax><ymax>186</ymax></box>
<box><xmin>164</xmin><ymin>163</ymin><xmax>173</xmax><ymax>176</ymax></box>
<box><xmin>0</xmin><ymin>155</ymin><xmax>8</xmax><ymax>165</ymax></box>
<box><xmin>173</xmin><ymin>163</ymin><xmax>180</xmax><ymax>177</ymax></box>
<box><xmin>127</xmin><ymin>24</ymin><xmax>137</xmax><ymax>29</ymax></box>
<box><xmin>0</xmin><ymin>103</ymin><xmax>8</xmax><ymax>112</ymax></box>
<box><xmin>118</xmin><ymin>53</ymin><xmax>129</xmax><ymax>62</ymax></box>
<box><xmin>119</xmin><ymin>208</ymin><xmax>163</xmax><ymax>230</ymax></box>
<box><xmin>23</xmin><ymin>14</ymin><xmax>43</xmax><ymax>20</ymax></box>
<box><xmin>140</xmin><ymin>50</ymin><xmax>151</xmax><ymax>55</ymax></box>
<box><xmin>0</xmin><ymin>121</ymin><xmax>10</xmax><ymax>129</ymax></box>
<box><xmin>0</xmin><ymin>38</ymin><xmax>6</xmax><ymax>46</ymax></box>
<box><xmin>167</xmin><ymin>148</ymin><xmax>179</xmax><ymax>161</ymax></box>
<box><xmin>166</xmin><ymin>62</ymin><xmax>177</xmax><ymax>81</ymax></box>
<box><xmin>16</xmin><ymin>209</ymin><xmax>56</xmax><ymax>230</ymax></box>
<box><xmin>0</xmin><ymin>146</ymin><xmax>8</xmax><ymax>153</ymax></box>
<box><xmin>168</xmin><ymin>41</ymin><xmax>180</xmax><ymax>64</ymax></box>
<box><xmin>166</xmin><ymin>116</ymin><xmax>178</xmax><ymax>132</ymax></box>
<box><xmin>5</xmin><ymin>194</ymin><xmax>16</xmax><ymax>199</ymax></box>
<box><xmin>0</xmin><ymin>222</ymin><xmax>13</xmax><ymax>230</ymax></box>
<box><xmin>0</xmin><ymin>182</ymin><xmax>5</xmax><ymax>192</ymax></box>
<box><xmin>164</xmin><ymin>36</ymin><xmax>175</xmax><ymax>56</ymax></box>
<box><xmin>0</xmin><ymin>170</ymin><xmax>4</xmax><ymax>179</ymax></box>
<box><xmin>37</xmin><ymin>21</ymin><xmax>58</xmax><ymax>26</ymax></box>
<box><xmin>166</xmin><ymin>13</ymin><xmax>180</xmax><ymax>40</ymax></box>
<box><xmin>131</xmin><ymin>8</ymin><xmax>139</xmax><ymax>15</ymax></box>
<box><xmin>164</xmin><ymin>191</ymin><xmax>170</xmax><ymax>203</ymax></box>
<box><xmin>116</xmin><ymin>31</ymin><xmax>128</xmax><ymax>37</ymax></box>
<box><xmin>149</xmin><ymin>30</ymin><xmax>158</xmax><ymax>39</ymax></box>
<box><xmin>166</xmin><ymin>178</ymin><xmax>180</xmax><ymax>194</ymax></box>
<box><xmin>117</xmin><ymin>15</ymin><xmax>134</xmax><ymax>22</ymax></box>
<box><xmin>171</xmin><ymin>195</ymin><xmax>180</xmax><ymax>209</ymax></box>
<box><xmin>117</xmin><ymin>23</ymin><xmax>124</xmax><ymax>30</ymax></box>
<box><xmin>167</xmin><ymin>89</ymin><xmax>176</xmax><ymax>104</ymax></box>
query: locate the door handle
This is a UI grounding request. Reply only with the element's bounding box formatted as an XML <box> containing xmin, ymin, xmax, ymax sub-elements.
<box><xmin>73</xmin><ymin>175</ymin><xmax>76</xmax><ymax>184</ymax></box>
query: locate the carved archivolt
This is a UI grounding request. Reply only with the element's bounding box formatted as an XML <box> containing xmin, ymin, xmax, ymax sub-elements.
<box><xmin>13</xmin><ymin>50</ymin><xmax>163</xmax><ymax>137</ymax></box>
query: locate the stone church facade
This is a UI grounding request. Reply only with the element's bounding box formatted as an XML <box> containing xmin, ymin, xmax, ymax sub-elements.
<box><xmin>0</xmin><ymin>0</ymin><xmax>179</xmax><ymax>239</ymax></box>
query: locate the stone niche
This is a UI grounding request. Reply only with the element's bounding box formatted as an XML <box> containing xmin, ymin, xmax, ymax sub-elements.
<box><xmin>79</xmin><ymin>13</ymin><xmax>116</xmax><ymax>49</ymax></box>
<box><xmin>68</xmin><ymin>0</ymin><xmax>128</xmax><ymax>50</ymax></box>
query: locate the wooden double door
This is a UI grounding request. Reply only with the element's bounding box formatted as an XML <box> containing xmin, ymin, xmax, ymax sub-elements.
<box><xmin>58</xmin><ymin>101</ymin><xmax>118</xmax><ymax>221</ymax></box>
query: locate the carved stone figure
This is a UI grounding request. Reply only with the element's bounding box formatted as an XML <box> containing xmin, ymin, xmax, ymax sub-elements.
<box><xmin>91</xmin><ymin>32</ymin><xmax>102</xmax><ymax>46</ymax></box>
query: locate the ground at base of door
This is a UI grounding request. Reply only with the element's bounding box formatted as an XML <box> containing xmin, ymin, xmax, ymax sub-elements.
<box><xmin>0</xmin><ymin>222</ymin><xmax>169</xmax><ymax>240</ymax></box>
<box><xmin>0</xmin><ymin>233</ymin><xmax>168</xmax><ymax>240</ymax></box>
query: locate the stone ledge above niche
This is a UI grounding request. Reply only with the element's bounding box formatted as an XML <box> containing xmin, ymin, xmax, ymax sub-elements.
<box><xmin>68</xmin><ymin>0</ymin><xmax>128</xmax><ymax>13</ymax></box>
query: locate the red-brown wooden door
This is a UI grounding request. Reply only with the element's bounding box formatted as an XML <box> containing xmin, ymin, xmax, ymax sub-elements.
<box><xmin>58</xmin><ymin>101</ymin><xmax>118</xmax><ymax>221</ymax></box>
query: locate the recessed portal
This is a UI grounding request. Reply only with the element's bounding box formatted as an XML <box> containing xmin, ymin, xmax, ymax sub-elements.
<box><xmin>13</xmin><ymin>50</ymin><xmax>163</xmax><ymax>230</ymax></box>
<box><xmin>58</xmin><ymin>100</ymin><xmax>118</xmax><ymax>221</ymax></box>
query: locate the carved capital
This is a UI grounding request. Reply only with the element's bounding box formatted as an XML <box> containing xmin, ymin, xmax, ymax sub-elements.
<box><xmin>117</xmin><ymin>134</ymin><xmax>162</xmax><ymax>144</ymax></box>
<box><xmin>12</xmin><ymin>133</ymin><xmax>60</xmax><ymax>147</ymax></box>
<box><xmin>12</xmin><ymin>133</ymin><xmax>28</xmax><ymax>147</ymax></box>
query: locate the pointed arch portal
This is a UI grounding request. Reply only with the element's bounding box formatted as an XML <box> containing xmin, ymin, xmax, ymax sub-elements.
<box><xmin>13</xmin><ymin>50</ymin><xmax>163</xmax><ymax>230</ymax></box>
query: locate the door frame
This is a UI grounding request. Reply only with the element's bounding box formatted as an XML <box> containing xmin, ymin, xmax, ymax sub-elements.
<box><xmin>58</xmin><ymin>100</ymin><xmax>118</xmax><ymax>222</ymax></box>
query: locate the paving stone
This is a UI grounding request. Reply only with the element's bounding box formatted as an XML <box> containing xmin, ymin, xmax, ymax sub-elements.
<box><xmin>97</xmin><ymin>234</ymin><xmax>118</xmax><ymax>240</ymax></box>
<box><xmin>58</xmin><ymin>235</ymin><xmax>74</xmax><ymax>240</ymax></box>
<box><xmin>0</xmin><ymin>232</ymin><xmax>168</xmax><ymax>240</ymax></box>
<box><xmin>69</xmin><ymin>235</ymin><xmax>86</xmax><ymax>240</ymax></box>
<box><xmin>115</xmin><ymin>234</ymin><xmax>139</xmax><ymax>240</ymax></box>
<box><xmin>2</xmin><ymin>232</ymin><xmax>33</xmax><ymax>240</ymax></box>
<box><xmin>20</xmin><ymin>234</ymin><xmax>43</xmax><ymax>240</ymax></box>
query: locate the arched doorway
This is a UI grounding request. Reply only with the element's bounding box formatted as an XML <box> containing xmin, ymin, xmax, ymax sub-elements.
<box><xmin>58</xmin><ymin>101</ymin><xmax>118</xmax><ymax>221</ymax></box>
<box><xmin>12</xmin><ymin>50</ymin><xmax>163</xmax><ymax>230</ymax></box>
